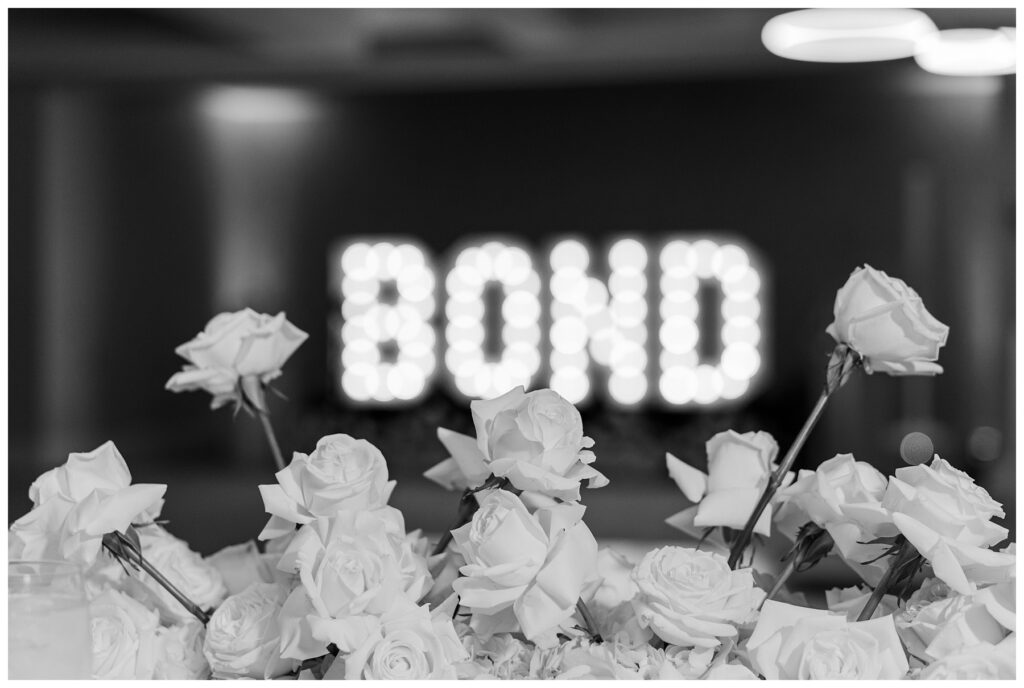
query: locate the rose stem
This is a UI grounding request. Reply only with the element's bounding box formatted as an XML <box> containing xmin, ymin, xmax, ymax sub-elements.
<box><xmin>762</xmin><ymin>558</ymin><xmax>797</xmax><ymax>607</ymax></box>
<box><xmin>257</xmin><ymin>409</ymin><xmax>286</xmax><ymax>472</ymax></box>
<box><xmin>103</xmin><ymin>533</ymin><xmax>210</xmax><ymax>625</ymax></box>
<box><xmin>431</xmin><ymin>489</ymin><xmax>480</xmax><ymax>557</ymax></box>
<box><xmin>726</xmin><ymin>390</ymin><xmax>831</xmax><ymax>569</ymax></box>
<box><xmin>857</xmin><ymin>539</ymin><xmax>918</xmax><ymax>622</ymax></box>
<box><xmin>576</xmin><ymin>599</ymin><xmax>603</xmax><ymax>643</ymax></box>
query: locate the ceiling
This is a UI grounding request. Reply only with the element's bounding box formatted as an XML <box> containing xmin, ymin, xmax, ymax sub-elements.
<box><xmin>9</xmin><ymin>8</ymin><xmax>1017</xmax><ymax>90</ymax></box>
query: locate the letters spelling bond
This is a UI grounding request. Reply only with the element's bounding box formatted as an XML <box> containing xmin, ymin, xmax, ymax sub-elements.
<box><xmin>334</xmin><ymin>236</ymin><xmax>763</xmax><ymax>408</ymax></box>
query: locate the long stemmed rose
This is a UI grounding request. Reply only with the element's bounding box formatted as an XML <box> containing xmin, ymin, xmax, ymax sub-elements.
<box><xmin>166</xmin><ymin>308</ymin><xmax>308</xmax><ymax>471</ymax></box>
<box><xmin>9</xmin><ymin>441</ymin><xmax>211</xmax><ymax>624</ymax></box>
<box><xmin>726</xmin><ymin>265</ymin><xmax>949</xmax><ymax>569</ymax></box>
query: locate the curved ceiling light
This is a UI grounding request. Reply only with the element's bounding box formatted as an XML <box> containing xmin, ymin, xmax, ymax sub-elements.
<box><xmin>914</xmin><ymin>28</ymin><xmax>1016</xmax><ymax>76</ymax></box>
<box><xmin>762</xmin><ymin>8</ymin><xmax>937</xmax><ymax>63</ymax></box>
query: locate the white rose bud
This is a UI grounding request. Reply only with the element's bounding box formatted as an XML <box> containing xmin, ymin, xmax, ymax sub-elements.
<box><xmin>630</xmin><ymin>546</ymin><xmax>763</xmax><ymax>648</ymax></box>
<box><xmin>747</xmin><ymin>600</ymin><xmax>909</xmax><ymax>679</ymax></box>
<box><xmin>88</xmin><ymin>589</ymin><xmax>161</xmax><ymax>680</ymax></box>
<box><xmin>258</xmin><ymin>433</ymin><xmax>395</xmax><ymax>539</ymax></box>
<box><xmin>203</xmin><ymin>582</ymin><xmax>297</xmax><ymax>679</ymax></box>
<box><xmin>166</xmin><ymin>309</ymin><xmax>307</xmax><ymax>408</ymax></box>
<box><xmin>827</xmin><ymin>264</ymin><xmax>948</xmax><ymax>376</ymax></box>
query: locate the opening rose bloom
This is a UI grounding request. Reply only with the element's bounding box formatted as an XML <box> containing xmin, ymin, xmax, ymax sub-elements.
<box><xmin>630</xmin><ymin>546</ymin><xmax>763</xmax><ymax>649</ymax></box>
<box><xmin>166</xmin><ymin>308</ymin><xmax>308</xmax><ymax>408</ymax></box>
<box><xmin>274</xmin><ymin>507</ymin><xmax>432</xmax><ymax>661</ymax></box>
<box><xmin>320</xmin><ymin>597</ymin><xmax>468</xmax><ymax>679</ymax></box>
<box><xmin>773</xmin><ymin>453</ymin><xmax>898</xmax><ymax>586</ymax></box>
<box><xmin>452</xmin><ymin>490</ymin><xmax>598</xmax><ymax>644</ymax></box>
<box><xmin>827</xmin><ymin>264</ymin><xmax>949</xmax><ymax>376</ymax></box>
<box><xmin>882</xmin><ymin>456</ymin><xmax>1014</xmax><ymax>594</ymax></box>
<box><xmin>424</xmin><ymin>387</ymin><xmax>607</xmax><ymax>502</ymax></box>
<box><xmin>203</xmin><ymin>581</ymin><xmax>297</xmax><ymax>679</ymax></box>
<box><xmin>258</xmin><ymin>434</ymin><xmax>395</xmax><ymax>539</ymax></box>
<box><xmin>122</xmin><ymin>525</ymin><xmax>228</xmax><ymax>624</ymax></box>
<box><xmin>747</xmin><ymin>600</ymin><xmax>909</xmax><ymax>680</ymax></box>
<box><xmin>9</xmin><ymin>441</ymin><xmax>166</xmax><ymax>566</ymax></box>
<box><xmin>665</xmin><ymin>430</ymin><xmax>787</xmax><ymax>540</ymax></box>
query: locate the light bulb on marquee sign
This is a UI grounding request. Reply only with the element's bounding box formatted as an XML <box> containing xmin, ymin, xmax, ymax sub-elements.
<box><xmin>331</xmin><ymin>235</ymin><xmax>766</xmax><ymax>408</ymax></box>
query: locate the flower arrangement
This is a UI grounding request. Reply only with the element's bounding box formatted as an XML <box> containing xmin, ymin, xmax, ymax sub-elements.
<box><xmin>9</xmin><ymin>265</ymin><xmax>1015</xmax><ymax>680</ymax></box>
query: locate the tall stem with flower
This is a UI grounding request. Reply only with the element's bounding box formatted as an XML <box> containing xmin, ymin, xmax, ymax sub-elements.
<box><xmin>726</xmin><ymin>265</ymin><xmax>949</xmax><ymax>570</ymax></box>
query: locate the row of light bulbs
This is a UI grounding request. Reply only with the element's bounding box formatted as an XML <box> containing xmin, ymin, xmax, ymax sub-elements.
<box><xmin>335</xmin><ymin>237</ymin><xmax>763</xmax><ymax>407</ymax></box>
<box><xmin>762</xmin><ymin>9</ymin><xmax>1015</xmax><ymax>76</ymax></box>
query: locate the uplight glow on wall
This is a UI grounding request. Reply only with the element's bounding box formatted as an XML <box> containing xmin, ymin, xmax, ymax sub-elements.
<box><xmin>332</xmin><ymin>235</ymin><xmax>766</xmax><ymax>408</ymax></box>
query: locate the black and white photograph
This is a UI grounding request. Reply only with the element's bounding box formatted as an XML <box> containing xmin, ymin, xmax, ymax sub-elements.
<box><xmin>6</xmin><ymin>4</ymin><xmax>1018</xmax><ymax>680</ymax></box>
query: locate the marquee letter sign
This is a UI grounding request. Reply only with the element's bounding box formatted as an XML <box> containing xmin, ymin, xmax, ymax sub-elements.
<box><xmin>332</xmin><ymin>235</ymin><xmax>764</xmax><ymax>408</ymax></box>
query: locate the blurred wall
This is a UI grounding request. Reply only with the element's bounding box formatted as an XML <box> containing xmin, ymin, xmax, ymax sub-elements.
<box><xmin>9</xmin><ymin>66</ymin><xmax>1015</xmax><ymax>552</ymax></box>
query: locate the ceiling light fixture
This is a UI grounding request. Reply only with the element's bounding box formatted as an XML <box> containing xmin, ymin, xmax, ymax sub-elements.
<box><xmin>762</xmin><ymin>8</ymin><xmax>937</xmax><ymax>63</ymax></box>
<box><xmin>914</xmin><ymin>28</ymin><xmax>1016</xmax><ymax>76</ymax></box>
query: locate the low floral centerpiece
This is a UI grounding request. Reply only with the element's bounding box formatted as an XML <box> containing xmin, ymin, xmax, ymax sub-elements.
<box><xmin>9</xmin><ymin>265</ymin><xmax>1015</xmax><ymax>680</ymax></box>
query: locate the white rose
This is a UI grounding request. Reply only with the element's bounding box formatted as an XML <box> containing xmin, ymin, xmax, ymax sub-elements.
<box><xmin>153</xmin><ymin>621</ymin><xmax>210</xmax><ymax>680</ymax></box>
<box><xmin>321</xmin><ymin>597</ymin><xmax>468</xmax><ymax>679</ymax></box>
<box><xmin>452</xmin><ymin>489</ymin><xmax>598</xmax><ymax>644</ymax></box>
<box><xmin>9</xmin><ymin>442</ymin><xmax>166</xmax><ymax>566</ymax></box>
<box><xmin>166</xmin><ymin>309</ymin><xmax>308</xmax><ymax>408</ymax></box>
<box><xmin>747</xmin><ymin>600</ymin><xmax>909</xmax><ymax>679</ymax></box>
<box><xmin>122</xmin><ymin>526</ymin><xmax>227</xmax><ymax>623</ymax></box>
<box><xmin>206</xmin><ymin>540</ymin><xmax>286</xmax><ymax>596</ymax></box>
<box><xmin>666</xmin><ymin>430</ymin><xmax>785</xmax><ymax>539</ymax></box>
<box><xmin>883</xmin><ymin>455</ymin><xmax>1014</xmax><ymax>594</ymax></box>
<box><xmin>88</xmin><ymin>589</ymin><xmax>161</xmax><ymax>680</ymax></box>
<box><xmin>630</xmin><ymin>546</ymin><xmax>763</xmax><ymax>648</ymax></box>
<box><xmin>827</xmin><ymin>264</ymin><xmax>949</xmax><ymax>376</ymax></box>
<box><xmin>918</xmin><ymin>640</ymin><xmax>1015</xmax><ymax>679</ymax></box>
<box><xmin>258</xmin><ymin>433</ymin><xmax>395</xmax><ymax>539</ymax></box>
<box><xmin>775</xmin><ymin>454</ymin><xmax>897</xmax><ymax>585</ymax></box>
<box><xmin>203</xmin><ymin>581</ymin><xmax>297</xmax><ymax>679</ymax></box>
<box><xmin>424</xmin><ymin>387</ymin><xmax>608</xmax><ymax>502</ymax></box>
<box><xmin>896</xmin><ymin>581</ymin><xmax>1012</xmax><ymax>662</ymax></box>
<box><xmin>825</xmin><ymin>585</ymin><xmax>899</xmax><ymax>621</ymax></box>
<box><xmin>274</xmin><ymin>507</ymin><xmax>431</xmax><ymax>660</ymax></box>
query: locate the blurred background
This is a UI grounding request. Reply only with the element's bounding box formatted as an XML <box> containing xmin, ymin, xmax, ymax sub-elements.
<box><xmin>8</xmin><ymin>8</ymin><xmax>1016</xmax><ymax>591</ymax></box>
